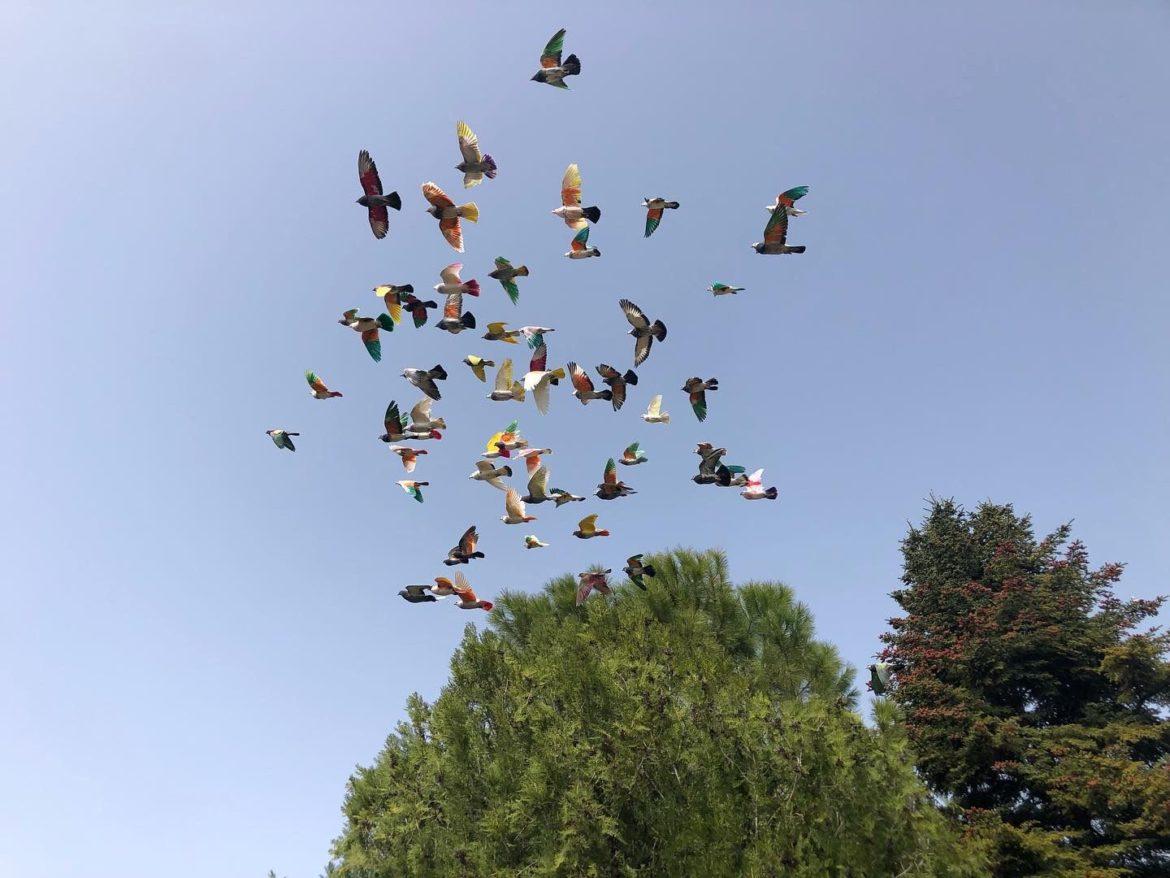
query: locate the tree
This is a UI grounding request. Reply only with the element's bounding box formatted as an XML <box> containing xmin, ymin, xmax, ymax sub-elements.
<box><xmin>882</xmin><ymin>499</ymin><xmax>1170</xmax><ymax>876</ymax></box>
<box><xmin>333</xmin><ymin>549</ymin><xmax>985</xmax><ymax>877</ymax></box>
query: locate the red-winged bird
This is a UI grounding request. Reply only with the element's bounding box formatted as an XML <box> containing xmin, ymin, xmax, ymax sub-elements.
<box><xmin>422</xmin><ymin>181</ymin><xmax>478</xmax><ymax>252</ymax></box>
<box><xmin>355</xmin><ymin>150</ymin><xmax>401</xmax><ymax>239</ymax></box>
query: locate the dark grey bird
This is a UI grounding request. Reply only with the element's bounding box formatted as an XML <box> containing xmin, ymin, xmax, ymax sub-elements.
<box><xmin>356</xmin><ymin>150</ymin><xmax>402</xmax><ymax>239</ymax></box>
<box><xmin>618</xmin><ymin>299</ymin><xmax>667</xmax><ymax>366</ymax></box>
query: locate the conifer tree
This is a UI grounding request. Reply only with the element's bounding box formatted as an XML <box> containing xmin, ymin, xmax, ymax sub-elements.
<box><xmin>882</xmin><ymin>499</ymin><xmax>1170</xmax><ymax>876</ymax></box>
<box><xmin>333</xmin><ymin>549</ymin><xmax>985</xmax><ymax>876</ymax></box>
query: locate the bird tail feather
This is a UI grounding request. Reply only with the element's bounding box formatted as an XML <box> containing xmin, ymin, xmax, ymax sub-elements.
<box><xmin>600</xmin><ymin>389</ymin><xmax>613</xmax><ymax>401</ymax></box>
<box><xmin>583</xmin><ymin>205</ymin><xmax>601</xmax><ymax>223</ymax></box>
<box><xmin>463</xmin><ymin>279</ymin><xmax>480</xmax><ymax>296</ymax></box>
<box><xmin>764</xmin><ymin>487</ymin><xmax>778</xmax><ymax>500</ymax></box>
<box><xmin>461</xmin><ymin>312</ymin><xmax>476</xmax><ymax>329</ymax></box>
<box><xmin>461</xmin><ymin>203</ymin><xmax>479</xmax><ymax>223</ymax></box>
<box><xmin>515</xmin><ymin>265</ymin><xmax>530</xmax><ymax>277</ymax></box>
<box><xmin>483</xmin><ymin>154</ymin><xmax>498</xmax><ymax>178</ymax></box>
<box><xmin>562</xmin><ymin>54</ymin><xmax>581</xmax><ymax>76</ymax></box>
<box><xmin>788</xmin><ymin>246</ymin><xmax>806</xmax><ymax>254</ymax></box>
<box><xmin>652</xmin><ymin>320</ymin><xmax>667</xmax><ymax>341</ymax></box>
<box><xmin>399</xmin><ymin>284</ymin><xmax>414</xmax><ymax>294</ymax></box>
<box><xmin>386</xmin><ymin>191</ymin><xmax>402</xmax><ymax>211</ymax></box>
<box><xmin>430</xmin><ymin>364</ymin><xmax>448</xmax><ymax>381</ymax></box>
<box><xmin>624</xmin><ymin>370</ymin><xmax>638</xmax><ymax>386</ymax></box>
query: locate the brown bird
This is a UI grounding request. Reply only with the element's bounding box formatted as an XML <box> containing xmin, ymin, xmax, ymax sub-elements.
<box><xmin>576</xmin><ymin>569</ymin><xmax>613</xmax><ymax>606</ymax></box>
<box><xmin>597</xmin><ymin>363</ymin><xmax>638</xmax><ymax>412</ymax></box>
<box><xmin>595</xmin><ymin>457</ymin><xmax>636</xmax><ymax>500</ymax></box>
<box><xmin>443</xmin><ymin>526</ymin><xmax>484</xmax><ymax>566</ymax></box>
<box><xmin>682</xmin><ymin>377</ymin><xmax>719</xmax><ymax>422</ymax></box>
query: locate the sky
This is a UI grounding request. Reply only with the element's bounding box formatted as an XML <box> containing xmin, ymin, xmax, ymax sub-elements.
<box><xmin>2</xmin><ymin>2</ymin><xmax>1169</xmax><ymax>876</ymax></box>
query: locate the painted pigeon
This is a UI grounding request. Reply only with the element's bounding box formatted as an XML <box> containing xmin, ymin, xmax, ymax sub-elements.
<box><xmin>452</xmin><ymin>575</ymin><xmax>494</xmax><ymax>611</ymax></box>
<box><xmin>387</xmin><ymin>445</ymin><xmax>427</xmax><ymax>472</ymax></box>
<box><xmin>564</xmin><ymin>225</ymin><xmax>600</xmax><ymax>259</ymax></box>
<box><xmin>707</xmin><ymin>282</ymin><xmax>744</xmax><ymax>297</ymax></box>
<box><xmin>372</xmin><ymin>283</ymin><xmax>414</xmax><ymax>324</ymax></box>
<box><xmin>422</xmin><ymin>181</ymin><xmax>478</xmax><ymax>252</ymax></box>
<box><xmin>524</xmin><ymin>535</ymin><xmax>548</xmax><ymax>550</ymax></box>
<box><xmin>481</xmin><ymin>420</ymin><xmax>527</xmax><ymax>458</ymax></box>
<box><xmin>523</xmin><ymin>344</ymin><xmax>565</xmax><ymax>415</ymax></box>
<box><xmin>408</xmin><ymin>398</ymin><xmax>446</xmax><ymax>433</ymax></box>
<box><xmin>741</xmin><ymin>468</ymin><xmax>778</xmax><ymax>501</ymax></box>
<box><xmin>482</xmin><ymin>322</ymin><xmax>521</xmax><ymax>344</ymax></box>
<box><xmin>402</xmin><ymin>365</ymin><xmax>448</xmax><ymax>401</ymax></box>
<box><xmin>434</xmin><ymin>263</ymin><xmax>479</xmax><ymax>334</ymax></box>
<box><xmin>642</xmin><ymin>197</ymin><xmax>679</xmax><ymax>238</ymax></box>
<box><xmin>620</xmin><ymin>441</ymin><xmax>647</xmax><ymax>466</ymax></box>
<box><xmin>305</xmin><ymin>371</ymin><xmax>342</xmax><ymax>399</ymax></box>
<box><xmin>596</xmin><ymin>457</ymin><xmax>636</xmax><ymax>500</ymax></box>
<box><xmin>488</xmin><ymin>257</ymin><xmax>529</xmax><ymax>305</ymax></box>
<box><xmin>521</xmin><ymin>465</ymin><xmax>555</xmax><ymax>504</ymax></box>
<box><xmin>489</xmin><ymin>359</ymin><xmax>525</xmax><ymax>402</ymax></box>
<box><xmin>868</xmin><ymin>662</ymin><xmax>892</xmax><ymax>696</ymax></box>
<box><xmin>618</xmin><ymin>299</ymin><xmax>667</xmax><ymax>366</ymax></box>
<box><xmin>356</xmin><ymin>150</ymin><xmax>401</xmax><ymax>239</ymax></box>
<box><xmin>454</xmin><ymin>121</ymin><xmax>497</xmax><ymax>189</ymax></box>
<box><xmin>576</xmin><ymin>569</ymin><xmax>613</xmax><ymax>606</ymax></box>
<box><xmin>753</xmin><ymin>201</ymin><xmax>806</xmax><ymax>255</ymax></box>
<box><xmin>573</xmin><ymin>513</ymin><xmax>610</xmax><ymax>539</ymax></box>
<box><xmin>623</xmin><ymin>554</ymin><xmax>656</xmax><ymax>590</ymax></box>
<box><xmin>501</xmin><ymin>488</ymin><xmax>537</xmax><ymax>524</ymax></box>
<box><xmin>443</xmin><ymin>526</ymin><xmax>484</xmax><ymax>566</ymax></box>
<box><xmin>462</xmin><ymin>354</ymin><xmax>496</xmax><ymax>382</ymax></box>
<box><xmin>765</xmin><ymin>185</ymin><xmax>809</xmax><ymax>217</ymax></box>
<box><xmin>396</xmin><ymin>480</ymin><xmax>428</xmax><ymax>503</ymax></box>
<box><xmin>531</xmin><ymin>29</ymin><xmax>581</xmax><ymax>89</ymax></box>
<box><xmin>567</xmin><ymin>362</ymin><xmax>611</xmax><ymax>405</ymax></box>
<box><xmin>265</xmin><ymin>429</ymin><xmax>299</xmax><ymax>451</ymax></box>
<box><xmin>682</xmin><ymin>377</ymin><xmax>718</xmax><ymax>422</ymax></box>
<box><xmin>338</xmin><ymin>308</ymin><xmax>395</xmax><ymax>362</ymax></box>
<box><xmin>469</xmin><ymin>460</ymin><xmax>512</xmax><ymax>491</ymax></box>
<box><xmin>380</xmin><ymin>400</ymin><xmax>440</xmax><ymax>443</ymax></box>
<box><xmin>553</xmin><ymin>163</ymin><xmax>600</xmax><ymax>229</ymax></box>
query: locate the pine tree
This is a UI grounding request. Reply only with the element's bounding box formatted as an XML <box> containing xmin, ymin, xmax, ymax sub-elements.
<box><xmin>333</xmin><ymin>549</ymin><xmax>985</xmax><ymax>876</ymax></box>
<box><xmin>882</xmin><ymin>499</ymin><xmax>1170</xmax><ymax>876</ymax></box>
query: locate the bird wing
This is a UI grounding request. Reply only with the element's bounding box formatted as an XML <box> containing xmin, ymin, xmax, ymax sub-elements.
<box><xmin>383</xmin><ymin>401</ymin><xmax>402</xmax><ymax>433</ymax></box>
<box><xmin>690</xmin><ymin>390</ymin><xmax>708</xmax><ymax>422</ymax></box>
<box><xmin>474</xmin><ymin>459</ymin><xmax>495</xmax><ymax>474</ymax></box>
<box><xmin>541</xmin><ymin>28</ymin><xmax>565</xmax><ymax>68</ymax></box>
<box><xmin>524</xmin><ymin>451</ymin><xmax>544</xmax><ymax>475</ymax></box>
<box><xmin>459</xmin><ymin>526</ymin><xmax>478</xmax><ymax>554</ymax></box>
<box><xmin>415</xmin><ymin>374</ymin><xmax>441</xmax><ymax>399</ymax></box>
<box><xmin>619</xmin><ymin>298</ymin><xmax>649</xmax><ymax>330</ymax></box>
<box><xmin>529</xmin><ymin>343</ymin><xmax>548</xmax><ymax>373</ymax></box>
<box><xmin>358</xmin><ymin>150</ymin><xmax>383</xmax><ymax>196</ymax></box>
<box><xmin>494</xmin><ymin>256</ymin><xmax>512</xmax><ymax>270</ymax></box>
<box><xmin>443</xmin><ymin>291</ymin><xmax>463</xmax><ymax>319</ymax></box>
<box><xmin>305</xmin><ymin>371</ymin><xmax>327</xmax><ymax>393</ymax></box>
<box><xmin>762</xmin><ymin>206</ymin><xmax>789</xmax><ymax>245</ymax></box>
<box><xmin>527</xmin><ymin>466</ymin><xmax>549</xmax><ymax>498</ymax></box>
<box><xmin>646</xmin><ymin>394</ymin><xmax>661</xmax><ymax>417</ymax></box>
<box><xmin>747</xmin><ymin>468</ymin><xmax>764</xmax><ymax>486</ymax></box>
<box><xmin>409</xmin><ymin>398</ymin><xmax>432</xmax><ymax>425</ymax></box>
<box><xmin>530</xmin><ymin>377</ymin><xmax>550</xmax><ymax>414</ymax></box>
<box><xmin>626</xmin><ymin>554</ymin><xmax>644</xmax><ymax>571</ymax></box>
<box><xmin>403</xmin><ymin>584</ymin><xmax>431</xmax><ymax>597</ymax></box>
<box><xmin>367</xmin><ymin>205</ymin><xmax>389</xmax><ymax>239</ymax></box>
<box><xmin>575</xmin><ymin>579</ymin><xmax>594</xmax><ymax>606</ymax></box>
<box><xmin>603</xmin><ymin>458</ymin><xmax>617</xmax><ymax>485</ymax></box>
<box><xmin>401</xmin><ymin>452</ymin><xmax>418</xmax><ymax>473</ymax></box>
<box><xmin>454</xmin><ymin>571</ymin><xmax>471</xmax><ymax>594</ymax></box>
<box><xmin>623</xmin><ymin>442</ymin><xmax>640</xmax><ymax>462</ymax></box>
<box><xmin>374</xmin><ymin>287</ymin><xmax>404</xmax><ymax>323</ymax></box>
<box><xmin>610</xmin><ymin>378</ymin><xmax>627</xmax><ymax>411</ymax></box>
<box><xmin>633</xmin><ymin>334</ymin><xmax>652</xmax><ymax>366</ymax></box>
<box><xmin>777</xmin><ymin>185</ymin><xmax>809</xmax><ymax>207</ymax></box>
<box><xmin>469</xmin><ymin>359</ymin><xmax>488</xmax><ymax>382</ymax></box>
<box><xmin>495</xmin><ymin>359</ymin><xmax>514</xmax><ymax>391</ymax></box>
<box><xmin>439</xmin><ymin>262</ymin><xmax>463</xmax><ymax>285</ymax></box>
<box><xmin>644</xmin><ymin>207</ymin><xmax>663</xmax><ymax>238</ymax></box>
<box><xmin>483</xmin><ymin>430</ymin><xmax>504</xmax><ymax>452</ymax></box>
<box><xmin>456</xmin><ymin>121</ymin><xmax>482</xmax><ymax>164</ymax></box>
<box><xmin>569</xmin><ymin>226</ymin><xmax>590</xmax><ymax>252</ymax></box>
<box><xmin>439</xmin><ymin>217</ymin><xmax>464</xmax><ymax>252</ymax></box>
<box><xmin>505</xmin><ymin>488</ymin><xmax>525</xmax><ymax>518</ymax></box>
<box><xmin>561</xmin><ymin>163</ymin><xmax>582</xmax><ymax>205</ymax></box>
<box><xmin>568</xmin><ymin>362</ymin><xmax>593</xmax><ymax>394</ymax></box>
<box><xmin>422</xmin><ymin>181</ymin><xmax>454</xmax><ymax>208</ymax></box>
<box><xmin>578</xmin><ymin>514</ymin><xmax>597</xmax><ymax>534</ymax></box>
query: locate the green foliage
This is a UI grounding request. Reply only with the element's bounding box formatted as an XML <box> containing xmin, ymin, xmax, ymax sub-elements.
<box><xmin>333</xmin><ymin>549</ymin><xmax>985</xmax><ymax>877</ymax></box>
<box><xmin>882</xmin><ymin>499</ymin><xmax>1170</xmax><ymax>876</ymax></box>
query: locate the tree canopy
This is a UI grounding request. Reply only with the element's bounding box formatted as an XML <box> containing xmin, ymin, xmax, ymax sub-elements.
<box><xmin>332</xmin><ymin>549</ymin><xmax>985</xmax><ymax>877</ymax></box>
<box><xmin>882</xmin><ymin>499</ymin><xmax>1170</xmax><ymax>876</ymax></box>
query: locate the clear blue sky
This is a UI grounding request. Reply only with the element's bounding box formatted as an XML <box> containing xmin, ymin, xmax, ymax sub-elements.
<box><xmin>3</xmin><ymin>2</ymin><xmax>1168</xmax><ymax>876</ymax></box>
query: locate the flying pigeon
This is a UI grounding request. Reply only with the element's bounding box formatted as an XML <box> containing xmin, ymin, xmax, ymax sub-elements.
<box><xmin>753</xmin><ymin>202</ymin><xmax>806</xmax><ymax>255</ymax></box>
<box><xmin>489</xmin><ymin>359</ymin><xmax>525</xmax><ymax>402</ymax></box>
<box><xmin>576</xmin><ymin>569</ymin><xmax>613</xmax><ymax>606</ymax></box>
<box><xmin>372</xmin><ymin>283</ymin><xmax>414</xmax><ymax>324</ymax></box>
<box><xmin>452</xmin><ymin>575</ymin><xmax>494</xmax><ymax>611</ymax></box>
<box><xmin>553</xmin><ymin>163</ymin><xmax>600</xmax><ymax>229</ymax></box>
<box><xmin>741</xmin><ymin>468</ymin><xmax>779</xmax><ymax>501</ymax></box>
<box><xmin>564</xmin><ymin>225</ymin><xmax>600</xmax><ymax>259</ymax></box>
<box><xmin>398</xmin><ymin>584</ymin><xmax>443</xmax><ymax>604</ymax></box>
<box><xmin>521</xmin><ymin>465</ymin><xmax>555</xmax><ymax>504</ymax></box>
<box><xmin>765</xmin><ymin>185</ymin><xmax>810</xmax><ymax>217</ymax></box>
<box><xmin>531</xmin><ymin>28</ymin><xmax>581</xmax><ymax>89</ymax></box>
<box><xmin>422</xmin><ymin>181</ymin><xmax>478</xmax><ymax>252</ymax></box>
<box><xmin>682</xmin><ymin>377</ymin><xmax>718</xmax><ymax>422</ymax></box>
<box><xmin>462</xmin><ymin>354</ymin><xmax>496</xmax><ymax>382</ymax></box>
<box><xmin>567</xmin><ymin>362</ymin><xmax>612</xmax><ymax>405</ymax></box>
<box><xmin>305</xmin><ymin>371</ymin><xmax>342</xmax><ymax>399</ymax></box>
<box><xmin>265</xmin><ymin>429</ymin><xmax>299</xmax><ymax>451</ymax></box>
<box><xmin>641</xmin><ymin>394</ymin><xmax>670</xmax><ymax>424</ymax></box>
<box><xmin>513</xmin><ymin>446</ymin><xmax>552</xmax><ymax>474</ymax></box>
<box><xmin>623</xmin><ymin>554</ymin><xmax>656</xmax><ymax>590</ymax></box>
<box><xmin>642</xmin><ymin>197</ymin><xmax>679</xmax><ymax>238</ymax></box>
<box><xmin>454</xmin><ymin>121</ymin><xmax>497</xmax><ymax>189</ymax></box>
<box><xmin>482</xmin><ymin>322</ymin><xmax>521</xmax><ymax>344</ymax></box>
<box><xmin>573</xmin><ymin>513</ymin><xmax>610</xmax><ymax>539</ymax></box>
<box><xmin>524</xmin><ymin>535</ymin><xmax>549</xmax><ymax>550</ymax></box>
<box><xmin>693</xmin><ymin>443</ymin><xmax>730</xmax><ymax>485</ymax></box>
<box><xmin>387</xmin><ymin>445</ymin><xmax>427</xmax><ymax>473</ymax></box>
<box><xmin>430</xmin><ymin>576</ymin><xmax>460</xmax><ymax>597</ymax></box>
<box><xmin>481</xmin><ymin>420</ymin><xmax>527</xmax><ymax>458</ymax></box>
<box><xmin>707</xmin><ymin>282</ymin><xmax>744</xmax><ymax>297</ymax></box>
<box><xmin>469</xmin><ymin>460</ymin><xmax>512</xmax><ymax>491</ymax></box>
<box><xmin>443</xmin><ymin>526</ymin><xmax>484</xmax><ymax>566</ymax></box>
<box><xmin>618</xmin><ymin>299</ymin><xmax>667</xmax><ymax>366</ymax></box>
<box><xmin>356</xmin><ymin>150</ymin><xmax>401</xmax><ymax>239</ymax></box>
<box><xmin>597</xmin><ymin>364</ymin><xmax>638</xmax><ymax>412</ymax></box>
<box><xmin>402</xmin><ymin>365</ymin><xmax>448</xmax><ymax>401</ymax></box>
<box><xmin>396</xmin><ymin>479</ymin><xmax>428</xmax><ymax>503</ymax></box>
<box><xmin>596</xmin><ymin>457</ymin><xmax>636</xmax><ymax>500</ymax></box>
<box><xmin>488</xmin><ymin>257</ymin><xmax>529</xmax><ymax>305</ymax></box>
<box><xmin>523</xmin><ymin>346</ymin><xmax>565</xmax><ymax>415</ymax></box>
<box><xmin>434</xmin><ymin>263</ymin><xmax>479</xmax><ymax>334</ymax></box>
<box><xmin>338</xmin><ymin>308</ymin><xmax>395</xmax><ymax>362</ymax></box>
<box><xmin>867</xmin><ymin>662</ymin><xmax>892</xmax><ymax>696</ymax></box>
<box><xmin>619</xmin><ymin>441</ymin><xmax>647</xmax><ymax>466</ymax></box>
<box><xmin>551</xmin><ymin>489</ymin><xmax>587</xmax><ymax>507</ymax></box>
<box><xmin>408</xmin><ymin>398</ymin><xmax>446</xmax><ymax>433</ymax></box>
<box><xmin>379</xmin><ymin>400</ymin><xmax>441</xmax><ymax>443</ymax></box>
<box><xmin>501</xmin><ymin>488</ymin><xmax>537</xmax><ymax>525</ymax></box>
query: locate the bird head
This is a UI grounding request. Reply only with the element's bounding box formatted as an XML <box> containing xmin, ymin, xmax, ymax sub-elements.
<box><xmin>356</xmin><ymin>196</ymin><xmax>369</xmax><ymax>206</ymax></box>
<box><xmin>425</xmin><ymin>205</ymin><xmax>440</xmax><ymax>218</ymax></box>
<box><xmin>531</xmin><ymin>71</ymin><xmax>546</xmax><ymax>82</ymax></box>
<box><xmin>265</xmin><ymin>429</ymin><xmax>275</xmax><ymax>437</ymax></box>
<box><xmin>752</xmin><ymin>242</ymin><xmax>765</xmax><ymax>253</ymax></box>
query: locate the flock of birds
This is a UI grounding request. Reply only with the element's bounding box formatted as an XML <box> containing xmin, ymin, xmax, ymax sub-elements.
<box><xmin>266</xmin><ymin>29</ymin><xmax>806</xmax><ymax>615</ymax></box>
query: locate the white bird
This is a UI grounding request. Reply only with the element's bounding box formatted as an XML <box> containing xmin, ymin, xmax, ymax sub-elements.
<box><xmin>489</xmin><ymin>359</ymin><xmax>526</xmax><ymax>402</ymax></box>
<box><xmin>501</xmin><ymin>488</ymin><xmax>537</xmax><ymax>524</ymax></box>
<box><xmin>523</xmin><ymin>368</ymin><xmax>564</xmax><ymax>415</ymax></box>
<box><xmin>409</xmin><ymin>398</ymin><xmax>446</xmax><ymax>432</ymax></box>
<box><xmin>641</xmin><ymin>394</ymin><xmax>670</xmax><ymax>424</ymax></box>
<box><xmin>469</xmin><ymin>460</ymin><xmax>512</xmax><ymax>491</ymax></box>
<box><xmin>740</xmin><ymin>468</ymin><xmax>779</xmax><ymax>501</ymax></box>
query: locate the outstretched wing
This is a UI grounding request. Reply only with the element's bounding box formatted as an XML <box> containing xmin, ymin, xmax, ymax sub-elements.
<box><xmin>776</xmin><ymin>185</ymin><xmax>809</xmax><ymax>207</ymax></box>
<box><xmin>358</xmin><ymin>150</ymin><xmax>383</xmax><ymax>196</ymax></box>
<box><xmin>495</xmin><ymin>359</ymin><xmax>514</xmax><ymax>392</ymax></box>
<box><xmin>409</xmin><ymin>398</ymin><xmax>432</xmax><ymax>425</ymax></box>
<box><xmin>690</xmin><ymin>389</ymin><xmax>708</xmax><ymax>422</ymax></box>
<box><xmin>623</xmin><ymin>442</ymin><xmax>640</xmax><ymax>462</ymax></box>
<box><xmin>383</xmin><ymin>400</ymin><xmax>402</xmax><ymax>434</ymax></box>
<box><xmin>422</xmin><ymin>181</ymin><xmax>454</xmax><ymax>209</ymax></box>
<box><xmin>456</xmin><ymin>121</ymin><xmax>482</xmax><ymax>164</ymax></box>
<box><xmin>439</xmin><ymin>217</ymin><xmax>464</xmax><ymax>252</ymax></box>
<box><xmin>529</xmin><ymin>343</ymin><xmax>548</xmax><ymax>373</ymax></box>
<box><xmin>568</xmin><ymin>362</ymin><xmax>594</xmax><ymax>394</ymax></box>
<box><xmin>443</xmin><ymin>291</ymin><xmax>463</xmax><ymax>319</ymax></box>
<box><xmin>603</xmin><ymin>458</ymin><xmax>617</xmax><ymax>485</ymax></box>
<box><xmin>305</xmin><ymin>371</ymin><xmax>327</xmax><ymax>393</ymax></box>
<box><xmin>644</xmin><ymin>206</ymin><xmax>663</xmax><ymax>238</ymax></box>
<box><xmin>578</xmin><ymin>514</ymin><xmax>597</xmax><ymax>534</ymax></box>
<box><xmin>505</xmin><ymin>488</ymin><xmax>525</xmax><ymax>519</ymax></box>
<box><xmin>570</xmin><ymin>226</ymin><xmax>590</xmax><ymax>252</ymax></box>
<box><xmin>541</xmin><ymin>28</ymin><xmax>566</xmax><ymax>68</ymax></box>
<box><xmin>459</xmin><ymin>526</ymin><xmax>478</xmax><ymax>555</ymax></box>
<box><xmin>561</xmin><ymin>163</ymin><xmax>582</xmax><ymax>206</ymax></box>
<box><xmin>646</xmin><ymin>394</ymin><xmax>662</xmax><ymax>417</ymax></box>
<box><xmin>619</xmin><ymin>298</ymin><xmax>649</xmax><ymax>330</ymax></box>
<box><xmin>527</xmin><ymin>466</ymin><xmax>549</xmax><ymax>498</ymax></box>
<box><xmin>439</xmin><ymin>262</ymin><xmax>463</xmax><ymax>285</ymax></box>
<box><xmin>763</xmin><ymin>206</ymin><xmax>789</xmax><ymax>245</ymax></box>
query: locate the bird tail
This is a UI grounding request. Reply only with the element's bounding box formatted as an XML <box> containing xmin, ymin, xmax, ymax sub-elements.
<box><xmin>512</xmin><ymin>382</ymin><xmax>526</xmax><ymax>401</ymax></box>
<box><xmin>460</xmin><ymin>202</ymin><xmax>479</xmax><ymax>223</ymax></box>
<box><xmin>562</xmin><ymin>54</ymin><xmax>581</xmax><ymax>76</ymax></box>
<box><xmin>430</xmin><ymin>364</ymin><xmax>448</xmax><ymax>381</ymax></box>
<box><xmin>600</xmin><ymin>389</ymin><xmax>613</xmax><ymax>401</ymax></box>
<box><xmin>483</xmin><ymin>359</ymin><xmax>496</xmax><ymax>368</ymax></box>
<box><xmin>386</xmin><ymin>191</ymin><xmax>402</xmax><ymax>211</ymax></box>
<box><xmin>788</xmin><ymin>246</ymin><xmax>806</xmax><ymax>254</ymax></box>
<box><xmin>430</xmin><ymin>429</ymin><xmax>443</xmax><ymax>440</ymax></box>
<box><xmin>500</xmin><ymin>465</ymin><xmax>513</xmax><ymax>477</ymax></box>
<box><xmin>583</xmin><ymin>205</ymin><xmax>601</xmax><ymax>223</ymax></box>
<box><xmin>461</xmin><ymin>312</ymin><xmax>476</xmax><ymax>329</ymax></box>
<box><xmin>651</xmin><ymin>320</ymin><xmax>667</xmax><ymax>342</ymax></box>
<box><xmin>592</xmin><ymin>247</ymin><xmax>601</xmax><ymax>257</ymax></box>
<box><xmin>705</xmin><ymin>378</ymin><xmax>719</xmax><ymax>390</ymax></box>
<box><xmin>329</xmin><ymin>391</ymin><xmax>343</xmax><ymax>398</ymax></box>
<box><xmin>482</xmin><ymin>154</ymin><xmax>498</xmax><ymax>178</ymax></box>
<box><xmin>463</xmin><ymin>278</ymin><xmax>480</xmax><ymax>296</ymax></box>
<box><xmin>287</xmin><ymin>432</ymin><xmax>300</xmax><ymax>436</ymax></box>
<box><xmin>398</xmin><ymin>284</ymin><xmax>414</xmax><ymax>294</ymax></box>
<box><xmin>422</xmin><ymin>300</ymin><xmax>438</xmax><ymax>309</ymax></box>
<box><xmin>764</xmin><ymin>487</ymin><xmax>778</xmax><ymax>500</ymax></box>
<box><xmin>480</xmin><ymin>601</ymin><xmax>494</xmax><ymax>611</ymax></box>
<box><xmin>515</xmin><ymin>265</ymin><xmax>530</xmax><ymax>277</ymax></box>
<box><xmin>643</xmin><ymin>565</ymin><xmax>657</xmax><ymax>577</ymax></box>
<box><xmin>596</xmin><ymin>529</ymin><xmax>610</xmax><ymax>537</ymax></box>
<box><xmin>471</xmin><ymin>551</ymin><xmax>485</xmax><ymax>559</ymax></box>
<box><xmin>377</xmin><ymin>313</ymin><xmax>395</xmax><ymax>331</ymax></box>
<box><xmin>624</xmin><ymin>370</ymin><xmax>639</xmax><ymax>386</ymax></box>
<box><xmin>666</xmin><ymin>201</ymin><xmax>680</xmax><ymax>209</ymax></box>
